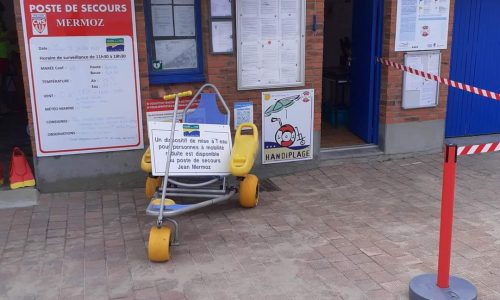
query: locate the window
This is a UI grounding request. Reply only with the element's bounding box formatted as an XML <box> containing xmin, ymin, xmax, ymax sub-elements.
<box><xmin>145</xmin><ymin>0</ymin><xmax>205</xmax><ymax>84</ymax></box>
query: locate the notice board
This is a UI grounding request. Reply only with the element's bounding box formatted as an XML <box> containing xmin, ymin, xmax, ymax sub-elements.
<box><xmin>236</xmin><ymin>0</ymin><xmax>305</xmax><ymax>90</ymax></box>
<box><xmin>395</xmin><ymin>0</ymin><xmax>450</xmax><ymax>52</ymax></box>
<box><xmin>20</xmin><ymin>1</ymin><xmax>143</xmax><ymax>157</ymax></box>
<box><xmin>402</xmin><ymin>51</ymin><xmax>441</xmax><ymax>109</ymax></box>
<box><xmin>262</xmin><ymin>89</ymin><xmax>314</xmax><ymax>164</ymax></box>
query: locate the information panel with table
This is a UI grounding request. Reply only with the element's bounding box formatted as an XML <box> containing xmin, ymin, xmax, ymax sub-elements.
<box><xmin>20</xmin><ymin>0</ymin><xmax>143</xmax><ymax>157</ymax></box>
<box><xmin>236</xmin><ymin>0</ymin><xmax>305</xmax><ymax>90</ymax></box>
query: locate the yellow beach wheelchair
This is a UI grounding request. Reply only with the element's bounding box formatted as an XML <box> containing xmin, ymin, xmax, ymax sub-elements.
<box><xmin>141</xmin><ymin>84</ymin><xmax>259</xmax><ymax>262</ymax></box>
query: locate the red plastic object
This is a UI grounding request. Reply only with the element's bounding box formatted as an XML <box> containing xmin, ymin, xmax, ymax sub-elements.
<box><xmin>437</xmin><ymin>144</ymin><xmax>458</xmax><ymax>289</ymax></box>
<box><xmin>9</xmin><ymin>147</ymin><xmax>36</xmax><ymax>189</ymax></box>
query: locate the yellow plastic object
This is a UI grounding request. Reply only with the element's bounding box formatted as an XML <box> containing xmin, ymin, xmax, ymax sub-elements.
<box><xmin>10</xmin><ymin>179</ymin><xmax>35</xmax><ymax>190</ymax></box>
<box><xmin>145</xmin><ymin>176</ymin><xmax>161</xmax><ymax>199</ymax></box>
<box><xmin>148</xmin><ymin>226</ymin><xmax>171</xmax><ymax>262</ymax></box>
<box><xmin>141</xmin><ymin>147</ymin><xmax>152</xmax><ymax>173</ymax></box>
<box><xmin>239</xmin><ymin>174</ymin><xmax>259</xmax><ymax>208</ymax></box>
<box><xmin>150</xmin><ymin>198</ymin><xmax>176</xmax><ymax>206</ymax></box>
<box><xmin>230</xmin><ymin>123</ymin><xmax>259</xmax><ymax>177</ymax></box>
<box><xmin>163</xmin><ymin>90</ymin><xmax>193</xmax><ymax>100</ymax></box>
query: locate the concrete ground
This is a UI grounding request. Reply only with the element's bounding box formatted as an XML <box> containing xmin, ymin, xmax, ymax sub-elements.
<box><xmin>1</xmin><ymin>152</ymin><xmax>500</xmax><ymax>300</ymax></box>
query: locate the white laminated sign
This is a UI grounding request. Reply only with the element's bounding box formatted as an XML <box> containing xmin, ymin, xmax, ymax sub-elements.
<box><xmin>149</xmin><ymin>122</ymin><xmax>232</xmax><ymax>176</ymax></box>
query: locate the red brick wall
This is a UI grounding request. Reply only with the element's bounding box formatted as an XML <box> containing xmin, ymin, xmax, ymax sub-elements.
<box><xmin>13</xmin><ymin>1</ymin><xmax>36</xmax><ymax>156</ymax></box>
<box><xmin>135</xmin><ymin>0</ymin><xmax>324</xmax><ymax>143</ymax></box>
<box><xmin>14</xmin><ymin>0</ymin><xmax>459</xmax><ymax>156</ymax></box>
<box><xmin>379</xmin><ymin>0</ymin><xmax>455</xmax><ymax>125</ymax></box>
<box><xmin>13</xmin><ymin>0</ymin><xmax>324</xmax><ymax>155</ymax></box>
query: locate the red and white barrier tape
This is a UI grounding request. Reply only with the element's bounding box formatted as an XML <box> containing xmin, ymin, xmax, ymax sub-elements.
<box><xmin>457</xmin><ymin>142</ymin><xmax>500</xmax><ymax>156</ymax></box>
<box><xmin>377</xmin><ymin>57</ymin><xmax>500</xmax><ymax>101</ymax></box>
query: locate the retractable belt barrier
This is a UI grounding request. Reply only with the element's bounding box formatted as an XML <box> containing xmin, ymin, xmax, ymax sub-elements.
<box><xmin>377</xmin><ymin>57</ymin><xmax>500</xmax><ymax>101</ymax></box>
<box><xmin>377</xmin><ymin>56</ymin><xmax>499</xmax><ymax>300</ymax></box>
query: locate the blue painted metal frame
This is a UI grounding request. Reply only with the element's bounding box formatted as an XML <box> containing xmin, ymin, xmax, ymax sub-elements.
<box><xmin>144</xmin><ymin>0</ymin><xmax>205</xmax><ymax>84</ymax></box>
<box><xmin>446</xmin><ymin>0</ymin><xmax>500</xmax><ymax>137</ymax></box>
<box><xmin>372</xmin><ymin>0</ymin><xmax>384</xmax><ymax>145</ymax></box>
<box><xmin>348</xmin><ymin>0</ymin><xmax>383</xmax><ymax>144</ymax></box>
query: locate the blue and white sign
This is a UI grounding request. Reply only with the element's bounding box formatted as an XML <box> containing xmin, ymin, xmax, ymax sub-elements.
<box><xmin>234</xmin><ymin>102</ymin><xmax>254</xmax><ymax>130</ymax></box>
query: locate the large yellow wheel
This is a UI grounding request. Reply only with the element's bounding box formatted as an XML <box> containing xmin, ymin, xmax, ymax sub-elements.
<box><xmin>239</xmin><ymin>174</ymin><xmax>259</xmax><ymax>208</ymax></box>
<box><xmin>148</xmin><ymin>226</ymin><xmax>171</xmax><ymax>262</ymax></box>
<box><xmin>145</xmin><ymin>176</ymin><xmax>161</xmax><ymax>199</ymax></box>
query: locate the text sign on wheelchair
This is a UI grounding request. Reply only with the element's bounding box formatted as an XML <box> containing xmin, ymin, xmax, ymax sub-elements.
<box><xmin>149</xmin><ymin>122</ymin><xmax>232</xmax><ymax>176</ymax></box>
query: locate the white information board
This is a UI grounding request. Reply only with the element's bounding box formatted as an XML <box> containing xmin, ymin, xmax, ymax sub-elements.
<box><xmin>402</xmin><ymin>51</ymin><xmax>441</xmax><ymax>109</ymax></box>
<box><xmin>395</xmin><ymin>0</ymin><xmax>450</xmax><ymax>52</ymax></box>
<box><xmin>262</xmin><ymin>89</ymin><xmax>314</xmax><ymax>164</ymax></box>
<box><xmin>20</xmin><ymin>0</ymin><xmax>143</xmax><ymax>157</ymax></box>
<box><xmin>211</xmin><ymin>20</ymin><xmax>234</xmax><ymax>53</ymax></box>
<box><xmin>210</xmin><ymin>0</ymin><xmax>232</xmax><ymax>17</ymax></box>
<box><xmin>149</xmin><ymin>122</ymin><xmax>232</xmax><ymax>176</ymax></box>
<box><xmin>236</xmin><ymin>0</ymin><xmax>305</xmax><ymax>90</ymax></box>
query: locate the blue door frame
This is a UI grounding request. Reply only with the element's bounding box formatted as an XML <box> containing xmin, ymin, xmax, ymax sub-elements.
<box><xmin>348</xmin><ymin>0</ymin><xmax>384</xmax><ymax>144</ymax></box>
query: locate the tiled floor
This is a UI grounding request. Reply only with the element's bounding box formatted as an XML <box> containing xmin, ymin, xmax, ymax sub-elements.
<box><xmin>320</xmin><ymin>122</ymin><xmax>365</xmax><ymax>148</ymax></box>
<box><xmin>2</xmin><ymin>152</ymin><xmax>500</xmax><ymax>299</ymax></box>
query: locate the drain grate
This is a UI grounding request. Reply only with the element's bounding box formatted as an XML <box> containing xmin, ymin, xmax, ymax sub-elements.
<box><xmin>259</xmin><ymin>179</ymin><xmax>281</xmax><ymax>192</ymax></box>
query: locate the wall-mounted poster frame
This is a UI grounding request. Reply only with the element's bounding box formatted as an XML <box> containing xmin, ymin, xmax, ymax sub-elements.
<box><xmin>209</xmin><ymin>0</ymin><xmax>234</xmax><ymax>54</ymax></box>
<box><xmin>402</xmin><ymin>51</ymin><xmax>441</xmax><ymax>109</ymax></box>
<box><xmin>236</xmin><ymin>0</ymin><xmax>306</xmax><ymax>90</ymax></box>
<box><xmin>395</xmin><ymin>0</ymin><xmax>450</xmax><ymax>52</ymax></box>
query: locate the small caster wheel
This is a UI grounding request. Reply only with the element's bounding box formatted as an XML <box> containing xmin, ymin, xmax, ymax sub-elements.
<box><xmin>239</xmin><ymin>174</ymin><xmax>259</xmax><ymax>208</ymax></box>
<box><xmin>145</xmin><ymin>175</ymin><xmax>161</xmax><ymax>199</ymax></box>
<box><xmin>148</xmin><ymin>226</ymin><xmax>171</xmax><ymax>262</ymax></box>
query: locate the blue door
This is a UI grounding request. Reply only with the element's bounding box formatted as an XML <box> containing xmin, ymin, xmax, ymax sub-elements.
<box><xmin>446</xmin><ymin>0</ymin><xmax>500</xmax><ymax>137</ymax></box>
<box><xmin>348</xmin><ymin>0</ymin><xmax>383</xmax><ymax>143</ymax></box>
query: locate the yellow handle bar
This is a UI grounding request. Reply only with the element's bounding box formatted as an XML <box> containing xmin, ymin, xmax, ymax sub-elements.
<box><xmin>163</xmin><ymin>91</ymin><xmax>193</xmax><ymax>100</ymax></box>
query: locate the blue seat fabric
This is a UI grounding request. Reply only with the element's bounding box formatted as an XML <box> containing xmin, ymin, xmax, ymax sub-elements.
<box><xmin>184</xmin><ymin>93</ymin><xmax>227</xmax><ymax>125</ymax></box>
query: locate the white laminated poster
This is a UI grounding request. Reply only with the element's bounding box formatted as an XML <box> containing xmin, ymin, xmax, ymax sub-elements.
<box><xmin>260</xmin><ymin>17</ymin><xmax>279</xmax><ymax>40</ymax></box>
<box><xmin>155</xmin><ymin>39</ymin><xmax>198</xmax><ymax>69</ymax></box>
<box><xmin>395</xmin><ymin>0</ymin><xmax>450</xmax><ymax>51</ymax></box>
<box><xmin>173</xmin><ymin>6</ymin><xmax>196</xmax><ymax>36</ymax></box>
<box><xmin>262</xmin><ymin>89</ymin><xmax>314</xmax><ymax>164</ymax></box>
<box><xmin>211</xmin><ymin>0</ymin><xmax>232</xmax><ymax>17</ymax></box>
<box><xmin>148</xmin><ymin>122</ymin><xmax>232</xmax><ymax>176</ymax></box>
<box><xmin>404</xmin><ymin>56</ymin><xmax>424</xmax><ymax>91</ymax></box>
<box><xmin>281</xmin><ymin>0</ymin><xmax>298</xmax><ymax>15</ymax></box>
<box><xmin>261</xmin><ymin>0</ymin><xmax>279</xmax><ymax>16</ymax></box>
<box><xmin>211</xmin><ymin>21</ymin><xmax>234</xmax><ymax>53</ymax></box>
<box><xmin>237</xmin><ymin>0</ymin><xmax>305</xmax><ymax>90</ymax></box>
<box><xmin>241</xmin><ymin>42</ymin><xmax>260</xmax><ymax>67</ymax></box>
<box><xmin>234</xmin><ymin>102</ymin><xmax>254</xmax><ymax>130</ymax></box>
<box><xmin>420</xmin><ymin>80</ymin><xmax>438</xmax><ymax>106</ymax></box>
<box><xmin>241</xmin><ymin>17</ymin><xmax>260</xmax><ymax>42</ymax></box>
<box><xmin>240</xmin><ymin>0</ymin><xmax>259</xmax><ymax>16</ymax></box>
<box><xmin>19</xmin><ymin>0</ymin><xmax>143</xmax><ymax>157</ymax></box>
<box><xmin>152</xmin><ymin>5</ymin><xmax>174</xmax><ymax>37</ymax></box>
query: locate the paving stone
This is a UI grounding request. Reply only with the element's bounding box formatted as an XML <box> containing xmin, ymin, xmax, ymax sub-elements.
<box><xmin>1</xmin><ymin>153</ymin><xmax>500</xmax><ymax>298</ymax></box>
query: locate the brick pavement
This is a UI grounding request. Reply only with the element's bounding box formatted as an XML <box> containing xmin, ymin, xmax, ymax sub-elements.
<box><xmin>1</xmin><ymin>152</ymin><xmax>500</xmax><ymax>299</ymax></box>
